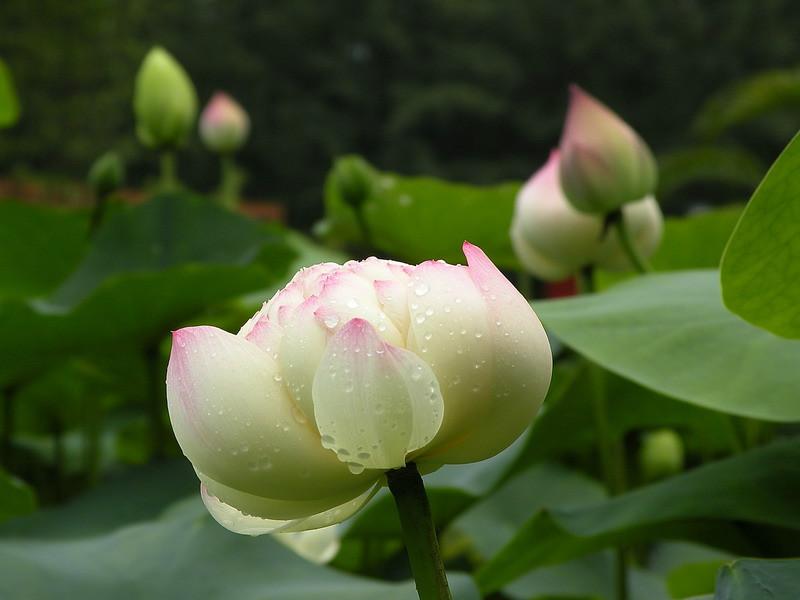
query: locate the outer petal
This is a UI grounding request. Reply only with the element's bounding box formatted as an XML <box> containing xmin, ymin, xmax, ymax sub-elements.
<box><xmin>274</xmin><ymin>527</ymin><xmax>341</xmax><ymax>564</ymax></box>
<box><xmin>167</xmin><ymin>326</ymin><xmax>372</xmax><ymax>502</ymax></box>
<box><xmin>423</xmin><ymin>243</ymin><xmax>552</xmax><ymax>464</ymax></box>
<box><xmin>312</xmin><ymin>318</ymin><xmax>444</xmax><ymax>472</ymax></box>
<box><xmin>511</xmin><ymin>221</ymin><xmax>576</xmax><ymax>282</ymax></box>
<box><xmin>512</xmin><ymin>152</ymin><xmax>604</xmax><ymax>279</ymax></box>
<box><xmin>201</xmin><ymin>480</ymin><xmax>380</xmax><ymax>535</ymax></box>
<box><xmin>198</xmin><ymin>470</ymin><xmax>377</xmax><ymax>520</ymax></box>
<box><xmin>404</xmin><ymin>259</ymin><xmax>494</xmax><ymax>453</ymax></box>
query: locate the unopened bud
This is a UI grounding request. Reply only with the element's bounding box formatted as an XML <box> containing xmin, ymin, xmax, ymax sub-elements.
<box><xmin>133</xmin><ymin>47</ymin><xmax>197</xmax><ymax>150</ymax></box>
<box><xmin>200</xmin><ymin>92</ymin><xmax>250</xmax><ymax>154</ymax></box>
<box><xmin>559</xmin><ymin>85</ymin><xmax>657</xmax><ymax>214</ymax></box>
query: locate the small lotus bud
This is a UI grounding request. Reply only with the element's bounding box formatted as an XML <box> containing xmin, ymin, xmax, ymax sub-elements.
<box><xmin>87</xmin><ymin>152</ymin><xmax>124</xmax><ymax>198</ymax></box>
<box><xmin>559</xmin><ymin>85</ymin><xmax>657</xmax><ymax>214</ymax></box>
<box><xmin>639</xmin><ymin>429</ymin><xmax>684</xmax><ymax>482</ymax></box>
<box><xmin>330</xmin><ymin>156</ymin><xmax>376</xmax><ymax>210</ymax></box>
<box><xmin>199</xmin><ymin>92</ymin><xmax>250</xmax><ymax>154</ymax></box>
<box><xmin>510</xmin><ymin>150</ymin><xmax>663</xmax><ymax>281</ymax></box>
<box><xmin>133</xmin><ymin>47</ymin><xmax>198</xmax><ymax>150</ymax></box>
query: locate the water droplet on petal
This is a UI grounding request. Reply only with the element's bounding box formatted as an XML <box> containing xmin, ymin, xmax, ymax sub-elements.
<box><xmin>348</xmin><ymin>462</ymin><xmax>365</xmax><ymax>474</ymax></box>
<box><xmin>414</xmin><ymin>282</ymin><xmax>429</xmax><ymax>296</ymax></box>
<box><xmin>323</xmin><ymin>314</ymin><xmax>339</xmax><ymax>329</ymax></box>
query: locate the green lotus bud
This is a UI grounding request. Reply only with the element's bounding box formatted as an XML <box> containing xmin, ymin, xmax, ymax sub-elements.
<box><xmin>87</xmin><ymin>152</ymin><xmax>124</xmax><ymax>198</ymax></box>
<box><xmin>559</xmin><ymin>85</ymin><xmax>658</xmax><ymax>214</ymax></box>
<box><xmin>331</xmin><ymin>156</ymin><xmax>376</xmax><ymax>211</ymax></box>
<box><xmin>639</xmin><ymin>429</ymin><xmax>684</xmax><ymax>482</ymax></box>
<box><xmin>133</xmin><ymin>47</ymin><xmax>198</xmax><ymax>150</ymax></box>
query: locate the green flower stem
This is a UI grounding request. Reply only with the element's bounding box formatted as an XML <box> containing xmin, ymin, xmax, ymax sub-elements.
<box><xmin>218</xmin><ymin>154</ymin><xmax>240</xmax><ymax>210</ymax></box>
<box><xmin>88</xmin><ymin>194</ymin><xmax>108</xmax><ymax>237</ymax></box>
<box><xmin>159</xmin><ymin>151</ymin><xmax>178</xmax><ymax>191</ymax></box>
<box><xmin>581</xmin><ymin>265</ymin><xmax>628</xmax><ymax>600</ymax></box>
<box><xmin>387</xmin><ymin>463</ymin><xmax>452</xmax><ymax>600</ymax></box>
<box><xmin>611</xmin><ymin>211</ymin><xmax>651</xmax><ymax>274</ymax></box>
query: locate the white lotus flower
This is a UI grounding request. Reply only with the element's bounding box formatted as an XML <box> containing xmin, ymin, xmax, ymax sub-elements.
<box><xmin>167</xmin><ymin>243</ymin><xmax>552</xmax><ymax>534</ymax></box>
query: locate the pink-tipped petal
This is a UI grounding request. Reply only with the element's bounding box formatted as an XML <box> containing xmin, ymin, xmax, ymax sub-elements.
<box><xmin>404</xmin><ymin>259</ymin><xmax>493</xmax><ymax>454</ymax></box>
<box><xmin>166</xmin><ymin>326</ymin><xmax>372</xmax><ymax>503</ymax></box>
<box><xmin>312</xmin><ymin>318</ymin><xmax>444</xmax><ymax>471</ymax></box>
<box><xmin>426</xmin><ymin>243</ymin><xmax>552</xmax><ymax>463</ymax></box>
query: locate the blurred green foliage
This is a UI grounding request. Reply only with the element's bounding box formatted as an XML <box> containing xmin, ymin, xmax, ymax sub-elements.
<box><xmin>3</xmin><ymin>0</ymin><xmax>800</xmax><ymax>224</ymax></box>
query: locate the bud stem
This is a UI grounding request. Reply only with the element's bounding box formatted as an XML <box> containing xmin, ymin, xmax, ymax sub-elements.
<box><xmin>218</xmin><ymin>155</ymin><xmax>241</xmax><ymax>210</ymax></box>
<box><xmin>610</xmin><ymin>212</ymin><xmax>651</xmax><ymax>274</ymax></box>
<box><xmin>386</xmin><ymin>463</ymin><xmax>452</xmax><ymax>600</ymax></box>
<box><xmin>159</xmin><ymin>151</ymin><xmax>178</xmax><ymax>192</ymax></box>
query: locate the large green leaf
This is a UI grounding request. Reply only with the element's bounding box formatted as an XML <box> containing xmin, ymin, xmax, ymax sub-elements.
<box><xmin>536</xmin><ymin>270</ymin><xmax>800</xmax><ymax>421</ymax></box>
<box><xmin>0</xmin><ymin>470</ymin><xmax>35</xmax><ymax>525</ymax></box>
<box><xmin>512</xmin><ymin>364</ymin><xmax>737</xmax><ymax>470</ymax></box>
<box><xmin>657</xmin><ymin>146</ymin><xmax>763</xmax><ymax>199</ymax></box>
<box><xmin>0</xmin><ymin>495</ymin><xmax>479</xmax><ymax>599</ymax></box>
<box><xmin>0</xmin><ymin>201</ymin><xmax>87</xmax><ymax>299</ymax></box>
<box><xmin>714</xmin><ymin>559</ymin><xmax>800</xmax><ymax>600</ymax></box>
<box><xmin>720</xmin><ymin>131</ymin><xmax>800</xmax><ymax>338</ymax></box>
<box><xmin>476</xmin><ymin>438</ymin><xmax>800</xmax><ymax>593</ymax></box>
<box><xmin>321</xmin><ymin>156</ymin><xmax>520</xmax><ymax>268</ymax></box>
<box><xmin>0</xmin><ymin>194</ymin><xmax>294</xmax><ymax>386</ymax></box>
<box><xmin>0</xmin><ymin>58</ymin><xmax>20</xmax><ymax>128</ymax></box>
<box><xmin>692</xmin><ymin>68</ymin><xmax>800</xmax><ymax>139</ymax></box>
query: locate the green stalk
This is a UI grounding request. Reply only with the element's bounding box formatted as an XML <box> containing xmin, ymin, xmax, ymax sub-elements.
<box><xmin>611</xmin><ymin>211</ymin><xmax>651</xmax><ymax>274</ymax></box>
<box><xmin>159</xmin><ymin>151</ymin><xmax>178</xmax><ymax>191</ymax></box>
<box><xmin>217</xmin><ymin>154</ymin><xmax>240</xmax><ymax>209</ymax></box>
<box><xmin>386</xmin><ymin>463</ymin><xmax>452</xmax><ymax>600</ymax></box>
<box><xmin>581</xmin><ymin>265</ymin><xmax>628</xmax><ymax>600</ymax></box>
<box><xmin>88</xmin><ymin>194</ymin><xmax>108</xmax><ymax>237</ymax></box>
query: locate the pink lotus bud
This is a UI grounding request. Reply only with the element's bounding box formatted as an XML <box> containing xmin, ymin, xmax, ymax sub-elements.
<box><xmin>558</xmin><ymin>85</ymin><xmax>657</xmax><ymax>214</ymax></box>
<box><xmin>511</xmin><ymin>151</ymin><xmax>662</xmax><ymax>280</ymax></box>
<box><xmin>199</xmin><ymin>92</ymin><xmax>250</xmax><ymax>154</ymax></box>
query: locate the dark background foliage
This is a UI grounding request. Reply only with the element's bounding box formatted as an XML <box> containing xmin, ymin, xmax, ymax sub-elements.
<box><xmin>2</xmin><ymin>0</ymin><xmax>800</xmax><ymax>226</ymax></box>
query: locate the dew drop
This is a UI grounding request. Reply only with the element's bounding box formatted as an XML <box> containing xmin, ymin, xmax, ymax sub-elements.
<box><xmin>415</xmin><ymin>314</ymin><xmax>426</xmax><ymax>324</ymax></box>
<box><xmin>357</xmin><ymin>452</ymin><xmax>371</xmax><ymax>460</ymax></box>
<box><xmin>321</xmin><ymin>434</ymin><xmax>336</xmax><ymax>447</ymax></box>
<box><xmin>346</xmin><ymin>298</ymin><xmax>360</xmax><ymax>309</ymax></box>
<box><xmin>348</xmin><ymin>462</ymin><xmax>366</xmax><ymax>474</ymax></box>
<box><xmin>424</xmin><ymin>332</ymin><xmax>433</xmax><ymax>341</ymax></box>
<box><xmin>273</xmin><ymin>374</ymin><xmax>283</xmax><ymax>382</ymax></box>
<box><xmin>323</xmin><ymin>314</ymin><xmax>339</xmax><ymax>329</ymax></box>
<box><xmin>414</xmin><ymin>282</ymin><xmax>430</xmax><ymax>296</ymax></box>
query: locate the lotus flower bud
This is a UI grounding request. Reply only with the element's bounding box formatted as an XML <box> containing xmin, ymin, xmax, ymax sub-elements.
<box><xmin>559</xmin><ymin>85</ymin><xmax>657</xmax><ymax>214</ymax></box>
<box><xmin>511</xmin><ymin>151</ymin><xmax>663</xmax><ymax>281</ymax></box>
<box><xmin>133</xmin><ymin>47</ymin><xmax>197</xmax><ymax>150</ymax></box>
<box><xmin>167</xmin><ymin>243</ymin><xmax>552</xmax><ymax>534</ymax></box>
<box><xmin>330</xmin><ymin>155</ymin><xmax>376</xmax><ymax>211</ymax></box>
<box><xmin>199</xmin><ymin>92</ymin><xmax>250</xmax><ymax>154</ymax></box>
<box><xmin>87</xmin><ymin>152</ymin><xmax>124</xmax><ymax>198</ymax></box>
<box><xmin>638</xmin><ymin>429</ymin><xmax>684</xmax><ymax>482</ymax></box>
